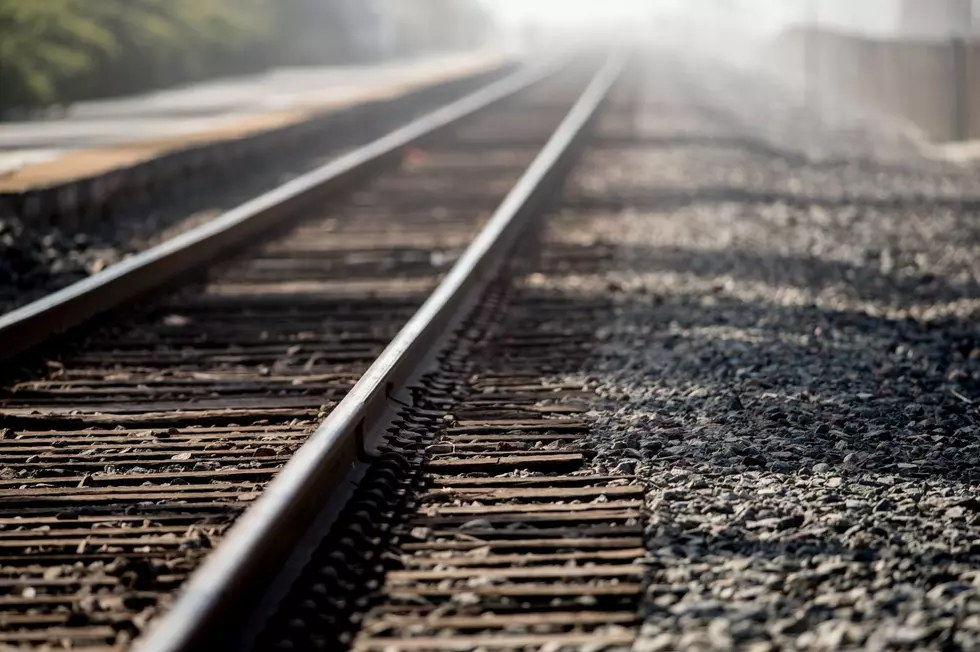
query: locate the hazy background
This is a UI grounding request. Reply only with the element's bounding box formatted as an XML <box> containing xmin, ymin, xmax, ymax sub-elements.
<box><xmin>488</xmin><ymin>0</ymin><xmax>978</xmax><ymax>36</ymax></box>
<box><xmin>0</xmin><ymin>0</ymin><xmax>977</xmax><ymax>120</ymax></box>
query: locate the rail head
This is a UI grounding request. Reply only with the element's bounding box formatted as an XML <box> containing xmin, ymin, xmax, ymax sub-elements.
<box><xmin>136</xmin><ymin>50</ymin><xmax>626</xmax><ymax>652</ymax></box>
<box><xmin>0</xmin><ymin>56</ymin><xmax>567</xmax><ymax>362</ymax></box>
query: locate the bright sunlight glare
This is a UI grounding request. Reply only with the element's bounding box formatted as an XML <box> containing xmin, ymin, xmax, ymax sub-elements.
<box><xmin>483</xmin><ymin>0</ymin><xmax>908</xmax><ymax>36</ymax></box>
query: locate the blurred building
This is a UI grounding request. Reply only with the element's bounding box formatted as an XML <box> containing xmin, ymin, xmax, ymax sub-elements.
<box><xmin>377</xmin><ymin>0</ymin><xmax>490</xmax><ymax>55</ymax></box>
<box><xmin>900</xmin><ymin>0</ymin><xmax>977</xmax><ymax>37</ymax></box>
<box><xmin>276</xmin><ymin>0</ymin><xmax>489</xmax><ymax>65</ymax></box>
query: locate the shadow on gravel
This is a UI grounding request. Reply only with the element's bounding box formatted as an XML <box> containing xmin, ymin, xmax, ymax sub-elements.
<box><xmin>562</xmin><ymin>188</ymin><xmax>980</xmax><ymax>214</ymax></box>
<box><xmin>594</xmin><ymin>135</ymin><xmax>943</xmax><ymax>177</ymax></box>
<box><xmin>595</xmin><ymin>242</ymin><xmax>980</xmax><ymax>307</ymax></box>
<box><xmin>521</xmin><ymin>261</ymin><xmax>978</xmax><ymax>488</ymax></box>
<box><xmin>530</xmin><ymin>236</ymin><xmax>980</xmax><ymax>485</ymax></box>
<box><xmin>589</xmin><ymin>280</ymin><xmax>980</xmax><ymax>484</ymax></box>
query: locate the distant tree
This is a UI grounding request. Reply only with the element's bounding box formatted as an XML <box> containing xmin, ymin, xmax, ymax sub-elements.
<box><xmin>0</xmin><ymin>0</ymin><xmax>118</xmax><ymax>106</ymax></box>
<box><xmin>0</xmin><ymin>0</ymin><xmax>491</xmax><ymax>113</ymax></box>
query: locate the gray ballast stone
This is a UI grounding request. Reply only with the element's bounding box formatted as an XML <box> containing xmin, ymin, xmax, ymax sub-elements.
<box><xmin>542</xmin><ymin>51</ymin><xmax>980</xmax><ymax>650</ymax></box>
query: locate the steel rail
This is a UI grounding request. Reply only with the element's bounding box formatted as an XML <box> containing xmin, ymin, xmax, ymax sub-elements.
<box><xmin>0</xmin><ymin>57</ymin><xmax>567</xmax><ymax>361</ymax></box>
<box><xmin>137</xmin><ymin>50</ymin><xmax>625</xmax><ymax>652</ymax></box>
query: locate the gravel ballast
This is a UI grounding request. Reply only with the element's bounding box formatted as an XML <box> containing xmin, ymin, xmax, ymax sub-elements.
<box><xmin>542</xmin><ymin>52</ymin><xmax>980</xmax><ymax>650</ymax></box>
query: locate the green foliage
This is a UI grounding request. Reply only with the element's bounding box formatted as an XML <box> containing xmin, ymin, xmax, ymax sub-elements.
<box><xmin>0</xmin><ymin>0</ymin><xmax>489</xmax><ymax>112</ymax></box>
<box><xmin>0</xmin><ymin>0</ymin><xmax>279</xmax><ymax>109</ymax></box>
<box><xmin>0</xmin><ymin>0</ymin><xmax>119</xmax><ymax>104</ymax></box>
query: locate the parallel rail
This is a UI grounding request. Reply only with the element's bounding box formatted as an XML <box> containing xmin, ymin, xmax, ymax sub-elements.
<box><xmin>139</xmin><ymin>51</ymin><xmax>625</xmax><ymax>652</ymax></box>
<box><xmin>0</xmin><ymin>58</ymin><xmax>564</xmax><ymax>361</ymax></box>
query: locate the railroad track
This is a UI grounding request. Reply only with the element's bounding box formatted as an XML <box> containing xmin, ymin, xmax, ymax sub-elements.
<box><xmin>0</xmin><ymin>62</ymin><xmax>514</xmax><ymax>316</ymax></box>
<box><xmin>0</xmin><ymin>52</ymin><xmax>629</xmax><ymax>650</ymax></box>
<box><xmin>256</xmin><ymin>222</ymin><xmax>640</xmax><ymax>652</ymax></box>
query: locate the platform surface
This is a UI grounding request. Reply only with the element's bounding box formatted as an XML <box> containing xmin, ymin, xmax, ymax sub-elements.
<box><xmin>0</xmin><ymin>51</ymin><xmax>506</xmax><ymax>193</ymax></box>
